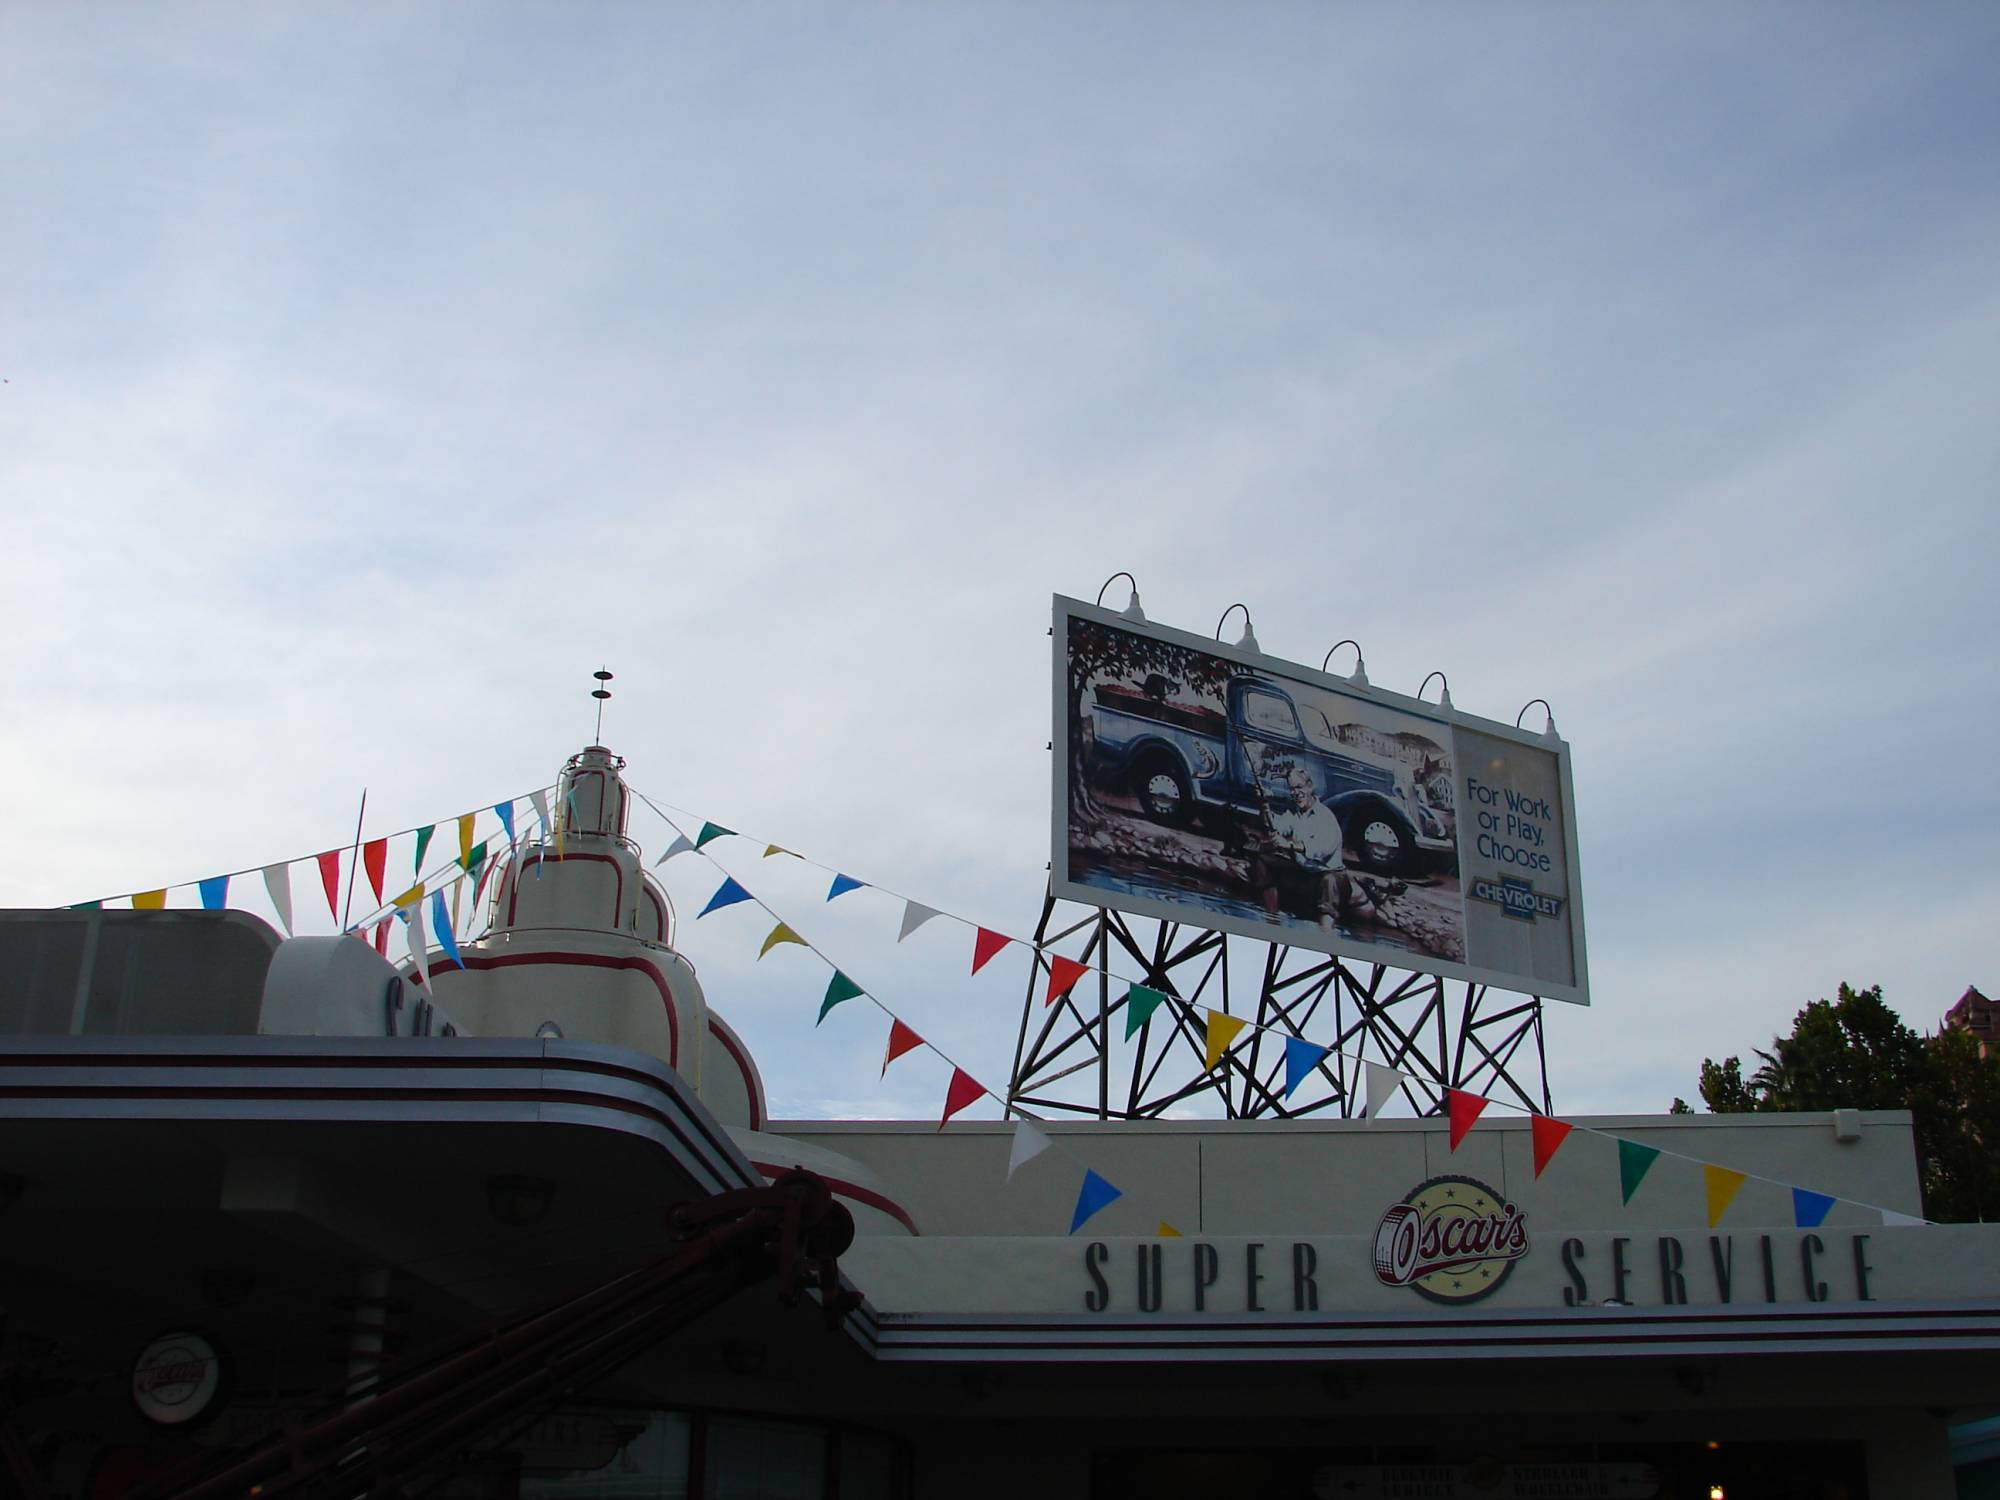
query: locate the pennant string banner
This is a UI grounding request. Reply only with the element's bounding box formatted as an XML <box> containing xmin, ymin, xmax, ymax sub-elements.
<box><xmin>1007</xmin><ymin>1121</ymin><xmax>1053</xmax><ymax>1179</ymax></box>
<box><xmin>317</xmin><ymin>851</ymin><xmax>342</xmax><ymax>920</ymax></box>
<box><xmin>68</xmin><ymin>783</ymin><xmax>556</xmax><ymax>922</ymax></box>
<box><xmin>430</xmin><ymin>888</ymin><xmax>465</xmax><ymax>972</ymax></box>
<box><xmin>621</xmin><ymin>793</ymin><xmax>1009</xmax><ymax>1135</ymax></box>
<box><xmin>1124</xmin><ymin>984</ymin><xmax>1168</xmax><ymax>1040</ymax></box>
<box><xmin>618</xmin><ymin>781</ymin><xmax>1937</xmax><ymax>1229</ymax></box>
<box><xmin>1283</xmin><ymin>1037</ymin><xmax>1330</xmax><ymax>1101</ymax></box>
<box><xmin>1446</xmin><ymin>1089</ymin><xmax>1489</xmax><ymax>1152</ymax></box>
<box><xmin>262</xmin><ymin>863</ymin><xmax>293</xmax><ymax>937</ymax></box>
<box><xmin>970</xmin><ymin>927</ymin><xmax>1010</xmax><ymax>975</ymax></box>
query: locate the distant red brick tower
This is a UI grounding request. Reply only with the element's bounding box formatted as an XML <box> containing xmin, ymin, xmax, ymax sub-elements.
<box><xmin>1943</xmin><ymin>984</ymin><xmax>1998</xmax><ymax>1058</ymax></box>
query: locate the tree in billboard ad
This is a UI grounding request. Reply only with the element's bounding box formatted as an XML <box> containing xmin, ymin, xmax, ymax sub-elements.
<box><xmin>1057</xmin><ymin>609</ymin><xmax>1467</xmax><ymax>967</ymax></box>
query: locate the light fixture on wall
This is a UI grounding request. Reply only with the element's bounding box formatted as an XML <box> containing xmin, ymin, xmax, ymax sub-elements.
<box><xmin>1216</xmin><ymin>603</ymin><xmax>1260</xmax><ymax>654</ymax></box>
<box><xmin>487</xmin><ymin>1174</ymin><xmax>556</xmax><ymax>1228</ymax></box>
<box><xmin>1321</xmin><ymin>639</ymin><xmax>1368</xmax><ymax>689</ymax></box>
<box><xmin>1095</xmin><ymin>571</ymin><xmax>1146</xmax><ymax>623</ymax></box>
<box><xmin>1418</xmin><ymin>671</ymin><xmax>1453</xmax><ymax>712</ymax></box>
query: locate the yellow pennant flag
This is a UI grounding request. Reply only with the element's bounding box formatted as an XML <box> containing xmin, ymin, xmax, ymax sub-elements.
<box><xmin>1705</xmin><ymin>1164</ymin><xmax>1748</xmax><ymax>1227</ymax></box>
<box><xmin>393</xmin><ymin>882</ymin><xmax>425</xmax><ymax>909</ymax></box>
<box><xmin>1157</xmin><ymin>1222</ymin><xmax>1183</xmax><ymax>1238</ymax></box>
<box><xmin>1204</xmin><ymin>1009</ymin><xmax>1247</xmax><ymax>1071</ymax></box>
<box><xmin>762</xmin><ymin>844</ymin><xmax>793</xmax><ymax>859</ymax></box>
<box><xmin>458</xmin><ymin>812</ymin><xmax>476</xmax><ymax>865</ymax></box>
<box><xmin>132</xmin><ymin>889</ymin><xmax>166</xmax><ymax>910</ymax></box>
<box><xmin>758</xmin><ymin>922</ymin><xmax>806</xmax><ymax>959</ymax></box>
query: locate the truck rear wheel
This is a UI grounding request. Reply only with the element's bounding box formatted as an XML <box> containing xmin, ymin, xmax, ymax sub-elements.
<box><xmin>1133</xmin><ymin>755</ymin><xmax>1193</xmax><ymax>826</ymax></box>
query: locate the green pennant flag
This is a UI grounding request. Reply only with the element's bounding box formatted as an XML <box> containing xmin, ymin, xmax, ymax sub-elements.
<box><xmin>69</xmin><ymin>899</ymin><xmax>102</xmax><ymax>911</ymax></box>
<box><xmin>695</xmin><ymin>822</ymin><xmax>733</xmax><ymax>849</ymax></box>
<box><xmin>818</xmin><ymin>971</ymin><xmax>865</xmax><ymax>1025</ymax></box>
<box><xmin>413</xmin><ymin>824</ymin><xmax>435</xmax><ymax>874</ymax></box>
<box><xmin>1124</xmin><ymin>984</ymin><xmax>1168</xmax><ymax>1040</ymax></box>
<box><xmin>461</xmin><ymin>839</ymin><xmax>488</xmax><ymax>874</ymax></box>
<box><xmin>1619</xmin><ymin>1139</ymin><xmax>1661</xmax><ymax>1205</ymax></box>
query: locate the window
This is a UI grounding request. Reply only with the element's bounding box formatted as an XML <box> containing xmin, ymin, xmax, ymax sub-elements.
<box><xmin>520</xmin><ymin>1410</ymin><xmax>691</xmax><ymax>1499</ymax></box>
<box><xmin>704</xmin><ymin>1418</ymin><xmax>825</xmax><ymax>1500</ymax></box>
<box><xmin>1241</xmin><ymin>692</ymin><xmax>1297</xmax><ymax>737</ymax></box>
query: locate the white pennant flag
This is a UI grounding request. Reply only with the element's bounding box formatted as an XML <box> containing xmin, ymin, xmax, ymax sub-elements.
<box><xmin>1007</xmin><ymin>1120</ymin><xmax>1053</xmax><ymax>1179</ymax></box>
<box><xmin>262</xmin><ymin>862</ymin><xmax>294</xmax><ymax>936</ymax></box>
<box><xmin>406</xmin><ymin>894</ymin><xmax>430</xmax><ymax>989</ymax></box>
<box><xmin>655</xmin><ymin>833</ymin><xmax>695</xmax><ymax>866</ymax></box>
<box><xmin>1880</xmin><ymin>1209</ymin><xmax>1925</xmax><ymax>1227</ymax></box>
<box><xmin>898</xmin><ymin>901</ymin><xmax>942</xmax><ymax>942</ymax></box>
<box><xmin>1364</xmin><ymin>1062</ymin><xmax>1405</xmax><ymax>1121</ymax></box>
<box><xmin>529</xmin><ymin>788</ymin><xmax>552</xmax><ymax>836</ymax></box>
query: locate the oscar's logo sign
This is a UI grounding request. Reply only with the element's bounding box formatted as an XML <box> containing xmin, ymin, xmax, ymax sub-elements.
<box><xmin>1372</xmin><ymin>1175</ymin><xmax>1529</xmax><ymax>1304</ymax></box>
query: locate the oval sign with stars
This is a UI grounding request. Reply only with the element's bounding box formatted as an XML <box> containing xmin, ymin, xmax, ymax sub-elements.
<box><xmin>1371</xmin><ymin>1175</ymin><xmax>1529</xmax><ymax>1304</ymax></box>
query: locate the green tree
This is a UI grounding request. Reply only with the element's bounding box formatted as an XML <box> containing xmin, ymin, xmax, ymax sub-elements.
<box><xmin>1688</xmin><ymin>983</ymin><xmax>1999</xmax><ymax>1222</ymax></box>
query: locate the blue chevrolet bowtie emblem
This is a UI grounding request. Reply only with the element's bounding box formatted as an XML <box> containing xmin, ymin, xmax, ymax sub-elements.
<box><xmin>1470</xmin><ymin>875</ymin><xmax>1565</xmax><ymax>923</ymax></box>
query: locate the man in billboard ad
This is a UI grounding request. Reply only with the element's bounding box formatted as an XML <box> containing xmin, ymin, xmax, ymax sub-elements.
<box><xmin>1051</xmin><ymin>597</ymin><xmax>1588</xmax><ymax>1003</ymax></box>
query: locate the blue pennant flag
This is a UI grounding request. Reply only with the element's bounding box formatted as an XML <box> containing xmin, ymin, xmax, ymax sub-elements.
<box><xmin>1069</xmin><ymin>1168</ymin><xmax>1123</xmax><ymax>1234</ymax></box>
<box><xmin>198</xmin><ymin>875</ymin><xmax>229</xmax><ymax>912</ymax></box>
<box><xmin>827</xmin><ymin>873</ymin><xmax>866</xmax><ymax>901</ymax></box>
<box><xmin>494</xmin><ymin>800</ymin><xmax>516</xmax><ymax>843</ymax></box>
<box><xmin>699</xmin><ymin>877</ymin><xmax>754</xmax><ymax>918</ymax></box>
<box><xmin>1792</xmin><ymin>1187</ymin><xmax>1836</xmax><ymax>1229</ymax></box>
<box><xmin>1283</xmin><ymin>1036</ymin><xmax>1330</xmax><ymax>1100</ymax></box>
<box><xmin>430</xmin><ymin>889</ymin><xmax>465</xmax><ymax>970</ymax></box>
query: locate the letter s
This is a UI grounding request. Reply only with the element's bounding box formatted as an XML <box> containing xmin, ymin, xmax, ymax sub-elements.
<box><xmin>1084</xmin><ymin>1242</ymin><xmax>1110</xmax><ymax>1312</ymax></box>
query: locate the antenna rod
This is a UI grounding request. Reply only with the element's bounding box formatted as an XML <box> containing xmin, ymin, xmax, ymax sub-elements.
<box><xmin>591</xmin><ymin>668</ymin><xmax>614</xmax><ymax>743</ymax></box>
<box><xmin>340</xmin><ymin>788</ymin><xmax>368</xmax><ymax>931</ymax></box>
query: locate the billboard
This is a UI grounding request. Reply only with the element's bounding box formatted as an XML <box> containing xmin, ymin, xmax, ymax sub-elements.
<box><xmin>1051</xmin><ymin>596</ymin><xmax>1588</xmax><ymax>1004</ymax></box>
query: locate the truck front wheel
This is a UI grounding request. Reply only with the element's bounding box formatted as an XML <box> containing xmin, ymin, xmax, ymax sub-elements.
<box><xmin>1132</xmin><ymin>755</ymin><xmax>1193</xmax><ymax>826</ymax></box>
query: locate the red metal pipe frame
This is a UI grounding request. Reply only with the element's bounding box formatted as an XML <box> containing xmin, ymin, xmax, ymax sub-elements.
<box><xmin>147</xmin><ymin>1171</ymin><xmax>852</xmax><ymax>1500</ymax></box>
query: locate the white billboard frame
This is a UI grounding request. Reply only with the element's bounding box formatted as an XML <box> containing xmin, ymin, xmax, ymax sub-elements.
<box><xmin>1050</xmin><ymin>595</ymin><xmax>1590</xmax><ymax>1006</ymax></box>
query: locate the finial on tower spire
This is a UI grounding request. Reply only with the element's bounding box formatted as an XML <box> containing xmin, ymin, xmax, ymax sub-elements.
<box><xmin>591</xmin><ymin>668</ymin><xmax>614</xmax><ymax>743</ymax></box>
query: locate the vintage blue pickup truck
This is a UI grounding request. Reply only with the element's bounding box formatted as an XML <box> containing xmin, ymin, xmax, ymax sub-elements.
<box><xmin>1084</xmin><ymin>671</ymin><xmax>1455</xmax><ymax>876</ymax></box>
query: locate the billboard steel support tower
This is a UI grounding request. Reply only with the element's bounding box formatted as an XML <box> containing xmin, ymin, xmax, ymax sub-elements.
<box><xmin>1004</xmin><ymin>888</ymin><xmax>1553</xmax><ymax>1121</ymax></box>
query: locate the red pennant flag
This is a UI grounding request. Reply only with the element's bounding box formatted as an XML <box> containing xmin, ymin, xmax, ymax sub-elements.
<box><xmin>363</xmin><ymin>838</ymin><xmax>388</xmax><ymax>903</ymax></box>
<box><xmin>372</xmin><ymin>916</ymin><xmax>390</xmax><ymax>957</ymax></box>
<box><xmin>1446</xmin><ymin>1089</ymin><xmax>1489</xmax><ymax>1151</ymax></box>
<box><xmin>316</xmin><ymin>850</ymin><xmax>342</xmax><ymax>920</ymax></box>
<box><xmin>882</xmin><ymin>1019</ymin><xmax>924</xmax><ymax>1076</ymax></box>
<box><xmin>940</xmin><ymin>1067</ymin><xmax>984</xmax><ymax>1129</ymax></box>
<box><xmin>970</xmin><ymin>927</ymin><xmax>1010</xmax><ymax>975</ymax></box>
<box><xmin>1531</xmin><ymin>1114</ymin><xmax>1574</xmax><ymax>1177</ymax></box>
<box><xmin>1045</xmin><ymin>955</ymin><xmax>1090</xmax><ymax>1006</ymax></box>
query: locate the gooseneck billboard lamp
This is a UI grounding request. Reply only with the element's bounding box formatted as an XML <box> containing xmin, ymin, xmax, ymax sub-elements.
<box><xmin>1322</xmin><ymin>639</ymin><xmax>1368</xmax><ymax>689</ymax></box>
<box><xmin>1215</xmin><ymin>603</ymin><xmax>1260</xmax><ymax>655</ymax></box>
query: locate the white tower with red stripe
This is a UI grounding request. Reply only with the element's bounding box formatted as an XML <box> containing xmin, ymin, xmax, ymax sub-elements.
<box><xmin>424</xmin><ymin>745</ymin><xmax>767</xmax><ymax>1131</ymax></box>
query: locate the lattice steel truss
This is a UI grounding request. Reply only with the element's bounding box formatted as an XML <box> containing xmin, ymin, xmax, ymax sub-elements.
<box><xmin>1005</xmin><ymin>891</ymin><xmax>1553</xmax><ymax>1120</ymax></box>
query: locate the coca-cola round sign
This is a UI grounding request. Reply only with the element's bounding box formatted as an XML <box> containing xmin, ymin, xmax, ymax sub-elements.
<box><xmin>1371</xmin><ymin>1175</ymin><xmax>1529</xmax><ymax>1304</ymax></box>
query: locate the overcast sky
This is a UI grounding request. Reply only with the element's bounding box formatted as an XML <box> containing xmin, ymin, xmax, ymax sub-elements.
<box><xmin>4</xmin><ymin>3</ymin><xmax>1995</xmax><ymax>1122</ymax></box>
